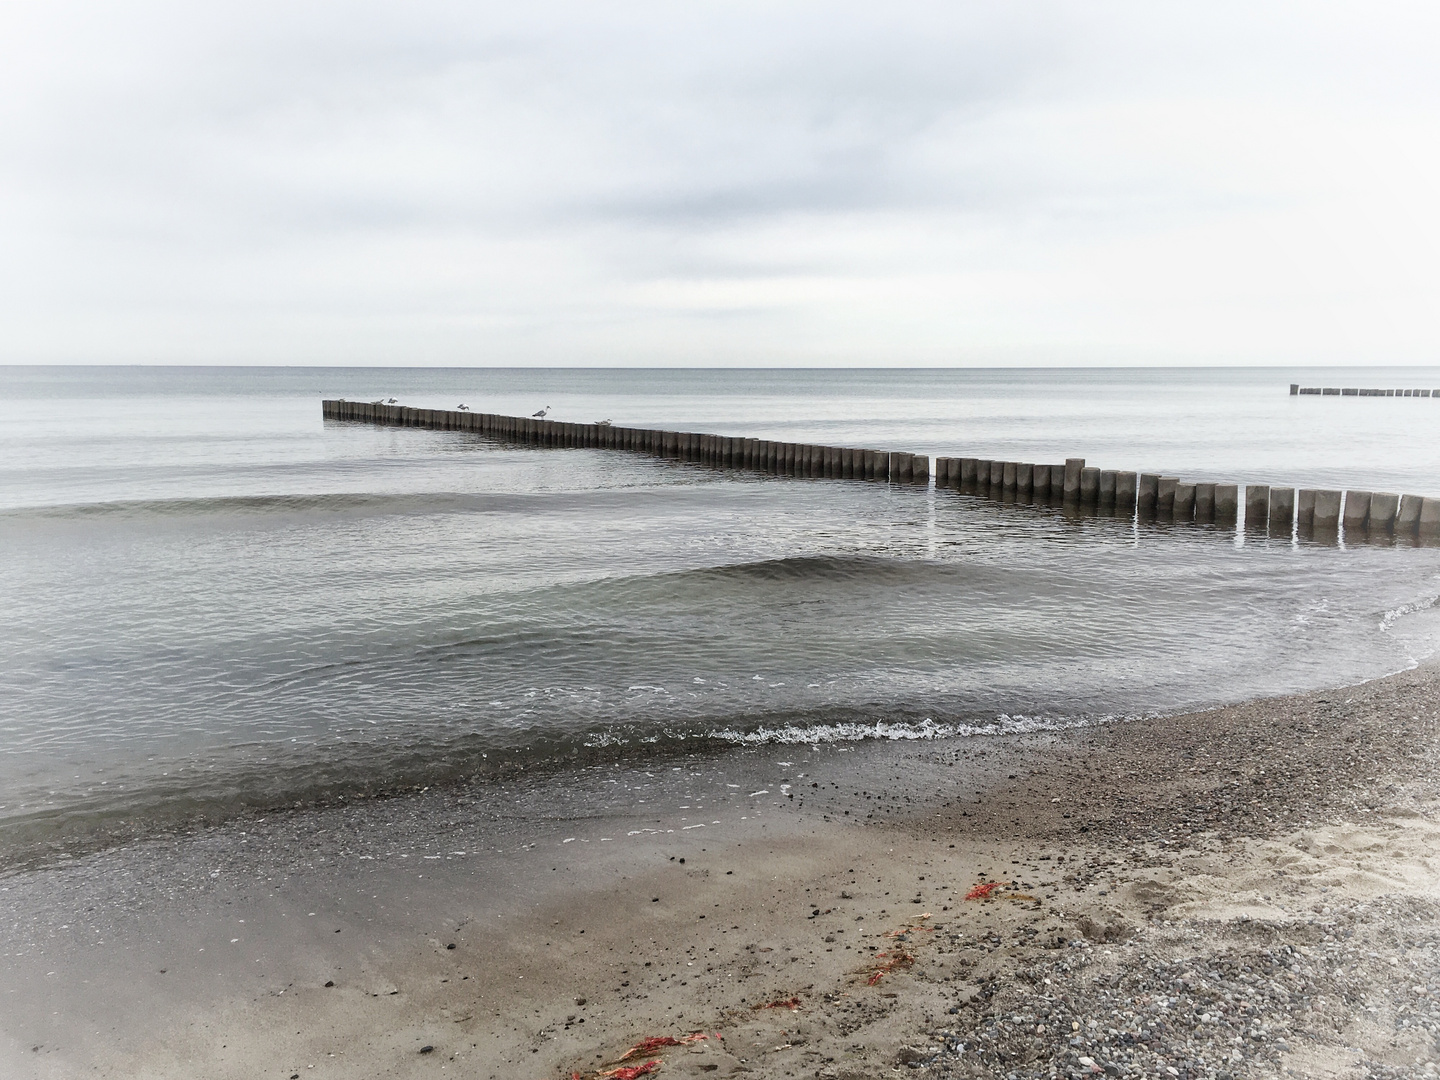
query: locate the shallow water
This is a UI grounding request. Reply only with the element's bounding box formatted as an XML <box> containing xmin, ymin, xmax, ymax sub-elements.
<box><xmin>3</xmin><ymin>365</ymin><xmax>1439</xmax><ymax>852</ymax></box>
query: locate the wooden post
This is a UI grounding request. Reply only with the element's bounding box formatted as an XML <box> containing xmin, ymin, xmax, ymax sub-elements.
<box><xmin>1312</xmin><ymin>489</ymin><xmax>1342</xmax><ymax>530</ymax></box>
<box><xmin>1296</xmin><ymin>489</ymin><xmax>1317</xmax><ymax>529</ymax></box>
<box><xmin>1115</xmin><ymin>471</ymin><xmax>1137</xmax><ymax>511</ymax></box>
<box><xmin>1420</xmin><ymin>498</ymin><xmax>1440</xmax><ymax>538</ymax></box>
<box><xmin>1193</xmin><ymin>482</ymin><xmax>1215</xmax><ymax>523</ymax></box>
<box><xmin>1064</xmin><ymin>458</ymin><xmax>1085</xmax><ymax>502</ymax></box>
<box><xmin>1098</xmin><ymin>470</ymin><xmax>1116</xmax><ymax>506</ymax></box>
<box><xmin>1368</xmin><ymin>492</ymin><xmax>1399</xmax><ymax>534</ymax></box>
<box><xmin>1397</xmin><ymin>494</ymin><xmax>1424</xmax><ymax>534</ymax></box>
<box><xmin>1032</xmin><ymin>464</ymin><xmax>1051</xmax><ymax>500</ymax></box>
<box><xmin>1342</xmin><ymin>491</ymin><xmax>1372</xmax><ymax>532</ymax></box>
<box><xmin>1157</xmin><ymin>476</ymin><xmax>1177</xmax><ymax>514</ymax></box>
<box><xmin>1174</xmin><ymin>482</ymin><xmax>1195</xmax><ymax>520</ymax></box>
<box><xmin>1214</xmin><ymin>484</ymin><xmax>1239</xmax><ymax>524</ymax></box>
<box><xmin>1269</xmin><ymin>487</ymin><xmax>1295</xmax><ymax>533</ymax></box>
<box><xmin>1245</xmin><ymin>485</ymin><xmax>1270</xmax><ymax>531</ymax></box>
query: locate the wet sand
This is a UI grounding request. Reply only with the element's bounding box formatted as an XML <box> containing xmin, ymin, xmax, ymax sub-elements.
<box><xmin>3</xmin><ymin>664</ymin><xmax>1439</xmax><ymax>1080</ymax></box>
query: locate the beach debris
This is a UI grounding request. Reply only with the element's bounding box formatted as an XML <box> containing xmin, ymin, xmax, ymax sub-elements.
<box><xmin>597</xmin><ymin>1061</ymin><xmax>662</xmax><ymax>1079</ymax></box>
<box><xmin>619</xmin><ymin>1033</ymin><xmax>709</xmax><ymax>1060</ymax></box>
<box><xmin>965</xmin><ymin>880</ymin><xmax>1039</xmax><ymax>903</ymax></box>
<box><xmin>418</xmin><ymin>1045</ymin><xmax>434</xmax><ymax>1054</ymax></box>
<box><xmin>866</xmin><ymin>949</ymin><xmax>915</xmax><ymax>985</ymax></box>
<box><xmin>752</xmin><ymin>997</ymin><xmax>802</xmax><ymax>1010</ymax></box>
<box><xmin>886</xmin><ymin>914</ymin><xmax>934</xmax><ymax>937</ymax></box>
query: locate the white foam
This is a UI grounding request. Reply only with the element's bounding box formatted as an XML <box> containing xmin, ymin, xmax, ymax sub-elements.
<box><xmin>1379</xmin><ymin>591</ymin><xmax>1439</xmax><ymax>633</ymax></box>
<box><xmin>582</xmin><ymin>711</ymin><xmax>1138</xmax><ymax>750</ymax></box>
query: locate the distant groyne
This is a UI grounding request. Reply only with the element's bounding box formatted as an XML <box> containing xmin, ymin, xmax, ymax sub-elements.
<box><xmin>323</xmin><ymin>400</ymin><xmax>1440</xmax><ymax>541</ymax></box>
<box><xmin>1292</xmin><ymin>383</ymin><xmax>1437</xmax><ymax>398</ymax></box>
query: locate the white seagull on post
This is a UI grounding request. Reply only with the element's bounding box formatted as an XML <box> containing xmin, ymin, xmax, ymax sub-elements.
<box><xmin>532</xmin><ymin>406</ymin><xmax>551</xmax><ymax>418</ymax></box>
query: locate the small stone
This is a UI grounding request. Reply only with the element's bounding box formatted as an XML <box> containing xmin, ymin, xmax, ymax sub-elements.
<box><xmin>575</xmin><ymin>997</ymin><xmax>586</xmax><ymax>1006</ymax></box>
<box><xmin>419</xmin><ymin>1045</ymin><xmax>434</xmax><ymax>1054</ymax></box>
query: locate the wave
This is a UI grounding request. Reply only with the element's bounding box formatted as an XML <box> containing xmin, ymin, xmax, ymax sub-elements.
<box><xmin>1379</xmin><ymin>592</ymin><xmax>1440</xmax><ymax>633</ymax></box>
<box><xmin>0</xmin><ymin>488</ymin><xmax>636</xmax><ymax>522</ymax></box>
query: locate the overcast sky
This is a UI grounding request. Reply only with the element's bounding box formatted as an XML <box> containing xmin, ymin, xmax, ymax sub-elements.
<box><xmin>2</xmin><ymin>2</ymin><xmax>1437</xmax><ymax>366</ymax></box>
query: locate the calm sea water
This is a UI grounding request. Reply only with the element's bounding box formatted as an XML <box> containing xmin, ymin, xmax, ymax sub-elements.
<box><xmin>3</xmin><ymin>365</ymin><xmax>1440</xmax><ymax>853</ymax></box>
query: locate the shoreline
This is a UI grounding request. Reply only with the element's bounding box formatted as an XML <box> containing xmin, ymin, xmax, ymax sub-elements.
<box><xmin>3</xmin><ymin>665</ymin><xmax>1439</xmax><ymax>1079</ymax></box>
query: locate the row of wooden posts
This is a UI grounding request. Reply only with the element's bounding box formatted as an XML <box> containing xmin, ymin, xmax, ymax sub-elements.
<box><xmin>322</xmin><ymin>399</ymin><xmax>931</xmax><ymax>483</ymax></box>
<box><xmin>1292</xmin><ymin>384</ymin><xmax>1437</xmax><ymax>397</ymax></box>
<box><xmin>932</xmin><ymin>457</ymin><xmax>1440</xmax><ymax>537</ymax></box>
<box><xmin>323</xmin><ymin>400</ymin><xmax>1440</xmax><ymax>539</ymax></box>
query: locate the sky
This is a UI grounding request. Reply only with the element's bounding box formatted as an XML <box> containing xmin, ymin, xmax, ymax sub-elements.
<box><xmin>1</xmin><ymin>1</ymin><xmax>1438</xmax><ymax>367</ymax></box>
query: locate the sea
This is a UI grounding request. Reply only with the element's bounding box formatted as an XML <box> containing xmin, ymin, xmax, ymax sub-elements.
<box><xmin>3</xmin><ymin>365</ymin><xmax>1440</xmax><ymax>859</ymax></box>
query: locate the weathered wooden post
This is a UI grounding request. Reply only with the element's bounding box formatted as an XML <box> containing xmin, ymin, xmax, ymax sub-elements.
<box><xmin>912</xmin><ymin>454</ymin><xmax>929</xmax><ymax>485</ymax></box>
<box><xmin>960</xmin><ymin>458</ymin><xmax>979</xmax><ymax>491</ymax></box>
<box><xmin>888</xmin><ymin>451</ymin><xmax>909</xmax><ymax>484</ymax></box>
<box><xmin>1214</xmin><ymin>484</ymin><xmax>1239</xmax><ymax>525</ymax></box>
<box><xmin>989</xmin><ymin>460</ymin><xmax>1005</xmax><ymax>493</ymax></box>
<box><xmin>1296</xmin><ymin>489</ymin><xmax>1317</xmax><ymax>529</ymax></box>
<box><xmin>1174</xmin><ymin>482</ymin><xmax>1196</xmax><ymax>520</ymax></box>
<box><xmin>1049</xmin><ymin>464</ymin><xmax>1065</xmax><ymax>500</ymax></box>
<box><xmin>1245</xmin><ymin>485</ymin><xmax>1271</xmax><ymax>531</ymax></box>
<box><xmin>1311</xmin><ymin>489</ymin><xmax>1342</xmax><ymax>530</ymax></box>
<box><xmin>1342</xmin><ymin>491</ymin><xmax>1372</xmax><ymax>532</ymax></box>
<box><xmin>1421</xmin><ymin>498</ymin><xmax>1440</xmax><ymax>539</ymax></box>
<box><xmin>1157</xmin><ymin>476</ymin><xmax>1177</xmax><ymax>515</ymax></box>
<box><xmin>1032</xmin><ymin>464</ymin><xmax>1051</xmax><ymax>500</ymax></box>
<box><xmin>1192</xmin><ymin>482</ymin><xmax>1214</xmax><ymax>522</ymax></box>
<box><xmin>1397</xmin><ymin>494</ymin><xmax>1423</xmax><ymax>534</ymax></box>
<box><xmin>1080</xmin><ymin>467</ymin><xmax>1100</xmax><ymax>504</ymax></box>
<box><xmin>1098</xmin><ymin>470</ymin><xmax>1116</xmax><ymax>506</ymax></box>
<box><xmin>1269</xmin><ymin>487</ymin><xmax>1295</xmax><ymax>533</ymax></box>
<box><xmin>1368</xmin><ymin>492</ymin><xmax>1399</xmax><ymax>533</ymax></box>
<box><xmin>1064</xmin><ymin>458</ymin><xmax>1085</xmax><ymax>502</ymax></box>
<box><xmin>975</xmin><ymin>460</ymin><xmax>993</xmax><ymax>494</ymax></box>
<box><xmin>1115</xmin><ymin>471</ymin><xmax>1138</xmax><ymax>512</ymax></box>
<box><xmin>1017</xmin><ymin>462</ymin><xmax>1033</xmax><ymax>498</ymax></box>
<box><xmin>1002</xmin><ymin>461</ymin><xmax>1017</xmax><ymax>495</ymax></box>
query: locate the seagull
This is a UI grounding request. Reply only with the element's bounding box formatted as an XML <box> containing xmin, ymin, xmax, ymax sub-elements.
<box><xmin>532</xmin><ymin>406</ymin><xmax>551</xmax><ymax>418</ymax></box>
<box><xmin>386</xmin><ymin>397</ymin><xmax>398</xmax><ymax>404</ymax></box>
<box><xmin>457</xmin><ymin>404</ymin><xmax>470</xmax><ymax>410</ymax></box>
<box><xmin>371</xmin><ymin>399</ymin><xmax>384</xmax><ymax>404</ymax></box>
<box><xmin>596</xmin><ymin>418</ymin><xmax>612</xmax><ymax>426</ymax></box>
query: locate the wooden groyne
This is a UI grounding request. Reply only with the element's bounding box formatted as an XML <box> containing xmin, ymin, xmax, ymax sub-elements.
<box><xmin>321</xmin><ymin>399</ymin><xmax>930</xmax><ymax>484</ymax></box>
<box><xmin>324</xmin><ymin>400</ymin><xmax>1439</xmax><ymax>540</ymax></box>
<box><xmin>1292</xmin><ymin>383</ymin><xmax>1437</xmax><ymax>398</ymax></box>
<box><xmin>933</xmin><ymin>454</ymin><xmax>1439</xmax><ymax>539</ymax></box>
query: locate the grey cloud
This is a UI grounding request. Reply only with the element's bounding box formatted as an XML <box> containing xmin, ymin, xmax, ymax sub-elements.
<box><xmin>2</xmin><ymin>1</ymin><xmax>1438</xmax><ymax>363</ymax></box>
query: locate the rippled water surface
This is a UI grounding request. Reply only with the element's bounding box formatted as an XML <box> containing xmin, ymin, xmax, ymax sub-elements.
<box><xmin>3</xmin><ymin>365</ymin><xmax>1439</xmax><ymax>849</ymax></box>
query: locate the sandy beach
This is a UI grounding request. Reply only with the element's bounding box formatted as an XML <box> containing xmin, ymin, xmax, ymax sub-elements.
<box><xmin>4</xmin><ymin>663</ymin><xmax>1439</xmax><ymax>1080</ymax></box>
